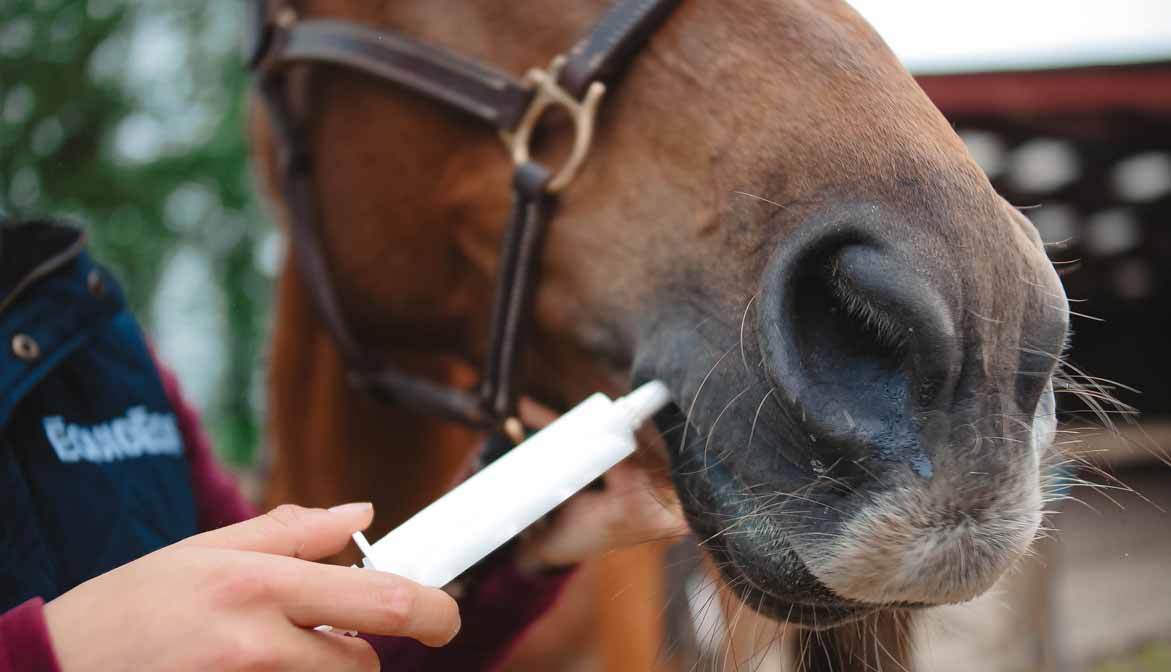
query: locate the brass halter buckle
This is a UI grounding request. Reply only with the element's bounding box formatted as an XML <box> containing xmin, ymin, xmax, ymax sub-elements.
<box><xmin>501</xmin><ymin>56</ymin><xmax>606</xmax><ymax>194</ymax></box>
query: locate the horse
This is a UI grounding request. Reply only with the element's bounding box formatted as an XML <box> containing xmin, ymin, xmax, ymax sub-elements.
<box><xmin>247</xmin><ymin>0</ymin><xmax>1070</xmax><ymax>669</ymax></box>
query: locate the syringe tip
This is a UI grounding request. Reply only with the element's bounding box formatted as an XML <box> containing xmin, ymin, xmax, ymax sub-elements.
<box><xmin>616</xmin><ymin>380</ymin><xmax>672</xmax><ymax>428</ymax></box>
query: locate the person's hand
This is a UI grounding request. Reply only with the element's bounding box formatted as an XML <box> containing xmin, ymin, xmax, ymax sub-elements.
<box><xmin>44</xmin><ymin>503</ymin><xmax>460</xmax><ymax>672</ymax></box>
<box><xmin>516</xmin><ymin>459</ymin><xmax>688</xmax><ymax>570</ymax></box>
<box><xmin>513</xmin><ymin>398</ymin><xmax>688</xmax><ymax>570</ymax></box>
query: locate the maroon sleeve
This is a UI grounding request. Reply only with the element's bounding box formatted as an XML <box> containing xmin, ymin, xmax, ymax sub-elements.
<box><xmin>0</xmin><ymin>598</ymin><xmax>62</xmax><ymax>672</ymax></box>
<box><xmin>425</xmin><ymin>563</ymin><xmax>572</xmax><ymax>670</ymax></box>
<box><xmin>155</xmin><ymin>362</ymin><xmax>257</xmax><ymax>529</ymax></box>
<box><xmin>362</xmin><ymin>563</ymin><xmax>573</xmax><ymax>671</ymax></box>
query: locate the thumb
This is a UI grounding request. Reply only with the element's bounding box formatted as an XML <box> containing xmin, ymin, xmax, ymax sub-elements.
<box><xmin>179</xmin><ymin>503</ymin><xmax>374</xmax><ymax>560</ymax></box>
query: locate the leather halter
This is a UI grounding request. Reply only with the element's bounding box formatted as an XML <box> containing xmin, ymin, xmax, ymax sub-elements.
<box><xmin>248</xmin><ymin>0</ymin><xmax>680</xmax><ymax>441</ymax></box>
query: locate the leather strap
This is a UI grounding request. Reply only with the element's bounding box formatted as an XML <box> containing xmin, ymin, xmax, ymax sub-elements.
<box><xmin>479</xmin><ymin>163</ymin><xmax>554</xmax><ymax>419</ymax></box>
<box><xmin>259</xmin><ymin>75</ymin><xmax>364</xmax><ymax>367</ymax></box>
<box><xmin>242</xmin><ymin>0</ymin><xmax>271</xmax><ymax>69</ymax></box>
<box><xmin>260</xmin><ymin>71</ymin><xmax>498</xmax><ymax>427</ymax></box>
<box><xmin>249</xmin><ymin>0</ymin><xmax>681</xmax><ymax>434</ymax></box>
<box><xmin>559</xmin><ymin>0</ymin><xmax>682</xmax><ymax>98</ymax></box>
<box><xmin>351</xmin><ymin>165</ymin><xmax>554</xmax><ymax>426</ymax></box>
<box><xmin>271</xmin><ymin>19</ymin><xmax>534</xmax><ymax>131</ymax></box>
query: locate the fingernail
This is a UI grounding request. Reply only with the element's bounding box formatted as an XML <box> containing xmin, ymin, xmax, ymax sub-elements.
<box><xmin>329</xmin><ymin>502</ymin><xmax>373</xmax><ymax>515</ymax></box>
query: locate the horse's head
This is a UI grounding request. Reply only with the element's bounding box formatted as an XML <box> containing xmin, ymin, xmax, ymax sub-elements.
<box><xmin>253</xmin><ymin>0</ymin><xmax>1069</xmax><ymax>627</ymax></box>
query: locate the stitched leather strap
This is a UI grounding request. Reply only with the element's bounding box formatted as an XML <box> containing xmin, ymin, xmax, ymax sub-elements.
<box><xmin>479</xmin><ymin>163</ymin><xmax>554</xmax><ymax>419</ymax></box>
<box><xmin>259</xmin><ymin>75</ymin><xmax>364</xmax><ymax>367</ymax></box>
<box><xmin>269</xmin><ymin>19</ymin><xmax>534</xmax><ymax>131</ymax></box>
<box><xmin>349</xmin><ymin>165</ymin><xmax>554</xmax><ymax>425</ymax></box>
<box><xmin>261</xmin><ymin>72</ymin><xmax>497</xmax><ymax>426</ymax></box>
<box><xmin>559</xmin><ymin>0</ymin><xmax>682</xmax><ymax>99</ymax></box>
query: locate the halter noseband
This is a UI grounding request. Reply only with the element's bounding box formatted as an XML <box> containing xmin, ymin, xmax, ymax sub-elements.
<box><xmin>247</xmin><ymin>0</ymin><xmax>680</xmax><ymax>441</ymax></box>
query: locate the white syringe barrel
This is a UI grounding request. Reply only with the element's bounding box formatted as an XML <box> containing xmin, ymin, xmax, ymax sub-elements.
<box><xmin>362</xmin><ymin>382</ymin><xmax>669</xmax><ymax>588</ymax></box>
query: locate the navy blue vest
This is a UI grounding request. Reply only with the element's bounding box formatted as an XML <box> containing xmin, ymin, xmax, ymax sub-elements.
<box><xmin>0</xmin><ymin>222</ymin><xmax>199</xmax><ymax>612</ymax></box>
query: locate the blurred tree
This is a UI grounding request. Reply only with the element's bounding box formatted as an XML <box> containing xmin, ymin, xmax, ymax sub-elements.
<box><xmin>0</xmin><ymin>0</ymin><xmax>271</xmax><ymax>468</ymax></box>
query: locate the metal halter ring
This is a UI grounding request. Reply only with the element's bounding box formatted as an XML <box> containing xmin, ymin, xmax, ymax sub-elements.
<box><xmin>502</xmin><ymin>56</ymin><xmax>606</xmax><ymax>194</ymax></box>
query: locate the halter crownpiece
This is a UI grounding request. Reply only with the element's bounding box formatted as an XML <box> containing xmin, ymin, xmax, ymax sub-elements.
<box><xmin>248</xmin><ymin>0</ymin><xmax>681</xmax><ymax>438</ymax></box>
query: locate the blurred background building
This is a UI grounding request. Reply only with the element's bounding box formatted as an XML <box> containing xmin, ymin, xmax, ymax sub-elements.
<box><xmin>1</xmin><ymin>0</ymin><xmax>1168</xmax><ymax>669</ymax></box>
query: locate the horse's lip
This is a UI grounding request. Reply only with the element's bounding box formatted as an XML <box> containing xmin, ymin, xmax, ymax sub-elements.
<box><xmin>641</xmin><ymin>407</ymin><xmax>873</xmax><ymax>625</ymax></box>
<box><xmin>704</xmin><ymin>534</ymin><xmax>926</xmax><ymax>627</ymax></box>
<box><xmin>719</xmin><ymin>526</ymin><xmax>938</xmax><ymax>616</ymax></box>
<box><xmin>733</xmin><ymin>581</ymin><xmax>876</xmax><ymax>629</ymax></box>
<box><xmin>644</xmin><ymin>396</ymin><xmax>929</xmax><ymax>624</ymax></box>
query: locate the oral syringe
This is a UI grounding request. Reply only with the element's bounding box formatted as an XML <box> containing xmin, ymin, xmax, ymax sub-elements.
<box><xmin>352</xmin><ymin>380</ymin><xmax>671</xmax><ymax>588</ymax></box>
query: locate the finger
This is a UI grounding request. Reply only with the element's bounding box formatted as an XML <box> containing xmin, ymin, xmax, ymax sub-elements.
<box><xmin>601</xmin><ymin>459</ymin><xmax>644</xmax><ymax>490</ymax></box>
<box><xmin>305</xmin><ymin>630</ymin><xmax>380</xmax><ymax>672</ymax></box>
<box><xmin>180</xmin><ymin>503</ymin><xmax>373</xmax><ymax>560</ymax></box>
<box><xmin>517</xmin><ymin>396</ymin><xmax>559</xmax><ymax>429</ymax></box>
<box><xmin>521</xmin><ymin>478</ymin><xmax>686</xmax><ymax>567</ymax></box>
<box><xmin>271</xmin><ymin>627</ymin><xmax>380</xmax><ymax>672</ymax></box>
<box><xmin>269</xmin><ymin>558</ymin><xmax>461</xmax><ymax>646</ymax></box>
<box><xmin>519</xmin><ymin>492</ymin><xmax>622</xmax><ymax>567</ymax></box>
<box><xmin>603</xmin><ymin>464</ymin><xmax>684</xmax><ymax>524</ymax></box>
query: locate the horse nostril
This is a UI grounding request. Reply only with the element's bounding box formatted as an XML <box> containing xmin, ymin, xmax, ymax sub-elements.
<box><xmin>759</xmin><ymin>230</ymin><xmax>959</xmax><ymax>478</ymax></box>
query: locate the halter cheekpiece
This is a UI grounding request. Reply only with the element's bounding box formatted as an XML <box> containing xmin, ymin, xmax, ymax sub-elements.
<box><xmin>247</xmin><ymin>0</ymin><xmax>681</xmax><ymax>441</ymax></box>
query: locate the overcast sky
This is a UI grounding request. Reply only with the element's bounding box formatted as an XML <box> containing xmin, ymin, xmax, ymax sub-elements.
<box><xmin>847</xmin><ymin>0</ymin><xmax>1171</xmax><ymax>74</ymax></box>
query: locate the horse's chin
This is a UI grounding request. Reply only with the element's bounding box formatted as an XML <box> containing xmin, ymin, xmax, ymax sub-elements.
<box><xmin>700</xmin><ymin>527</ymin><xmax>885</xmax><ymax>630</ymax></box>
<box><xmin>732</xmin><ymin>594</ymin><xmax>875</xmax><ymax>631</ymax></box>
<box><xmin>646</xmin><ymin>398</ymin><xmax>877</xmax><ymax>628</ymax></box>
<box><xmin>712</xmin><ymin>566</ymin><xmax>882</xmax><ymax>630</ymax></box>
<box><xmin>646</xmin><ymin>395</ymin><xmax>938</xmax><ymax>629</ymax></box>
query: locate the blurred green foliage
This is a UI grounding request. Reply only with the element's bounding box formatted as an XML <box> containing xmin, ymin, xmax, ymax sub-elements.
<box><xmin>1097</xmin><ymin>643</ymin><xmax>1171</xmax><ymax>672</ymax></box>
<box><xmin>0</xmin><ymin>0</ymin><xmax>271</xmax><ymax>467</ymax></box>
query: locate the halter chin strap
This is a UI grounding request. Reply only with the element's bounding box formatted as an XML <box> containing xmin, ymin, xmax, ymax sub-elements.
<box><xmin>249</xmin><ymin>0</ymin><xmax>680</xmax><ymax>438</ymax></box>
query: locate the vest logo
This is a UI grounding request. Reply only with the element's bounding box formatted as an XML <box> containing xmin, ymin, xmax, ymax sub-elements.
<box><xmin>42</xmin><ymin>407</ymin><xmax>183</xmax><ymax>464</ymax></box>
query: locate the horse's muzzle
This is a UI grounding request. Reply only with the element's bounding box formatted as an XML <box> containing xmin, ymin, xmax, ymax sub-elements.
<box><xmin>744</xmin><ymin>216</ymin><xmax>1050</xmax><ymax>605</ymax></box>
